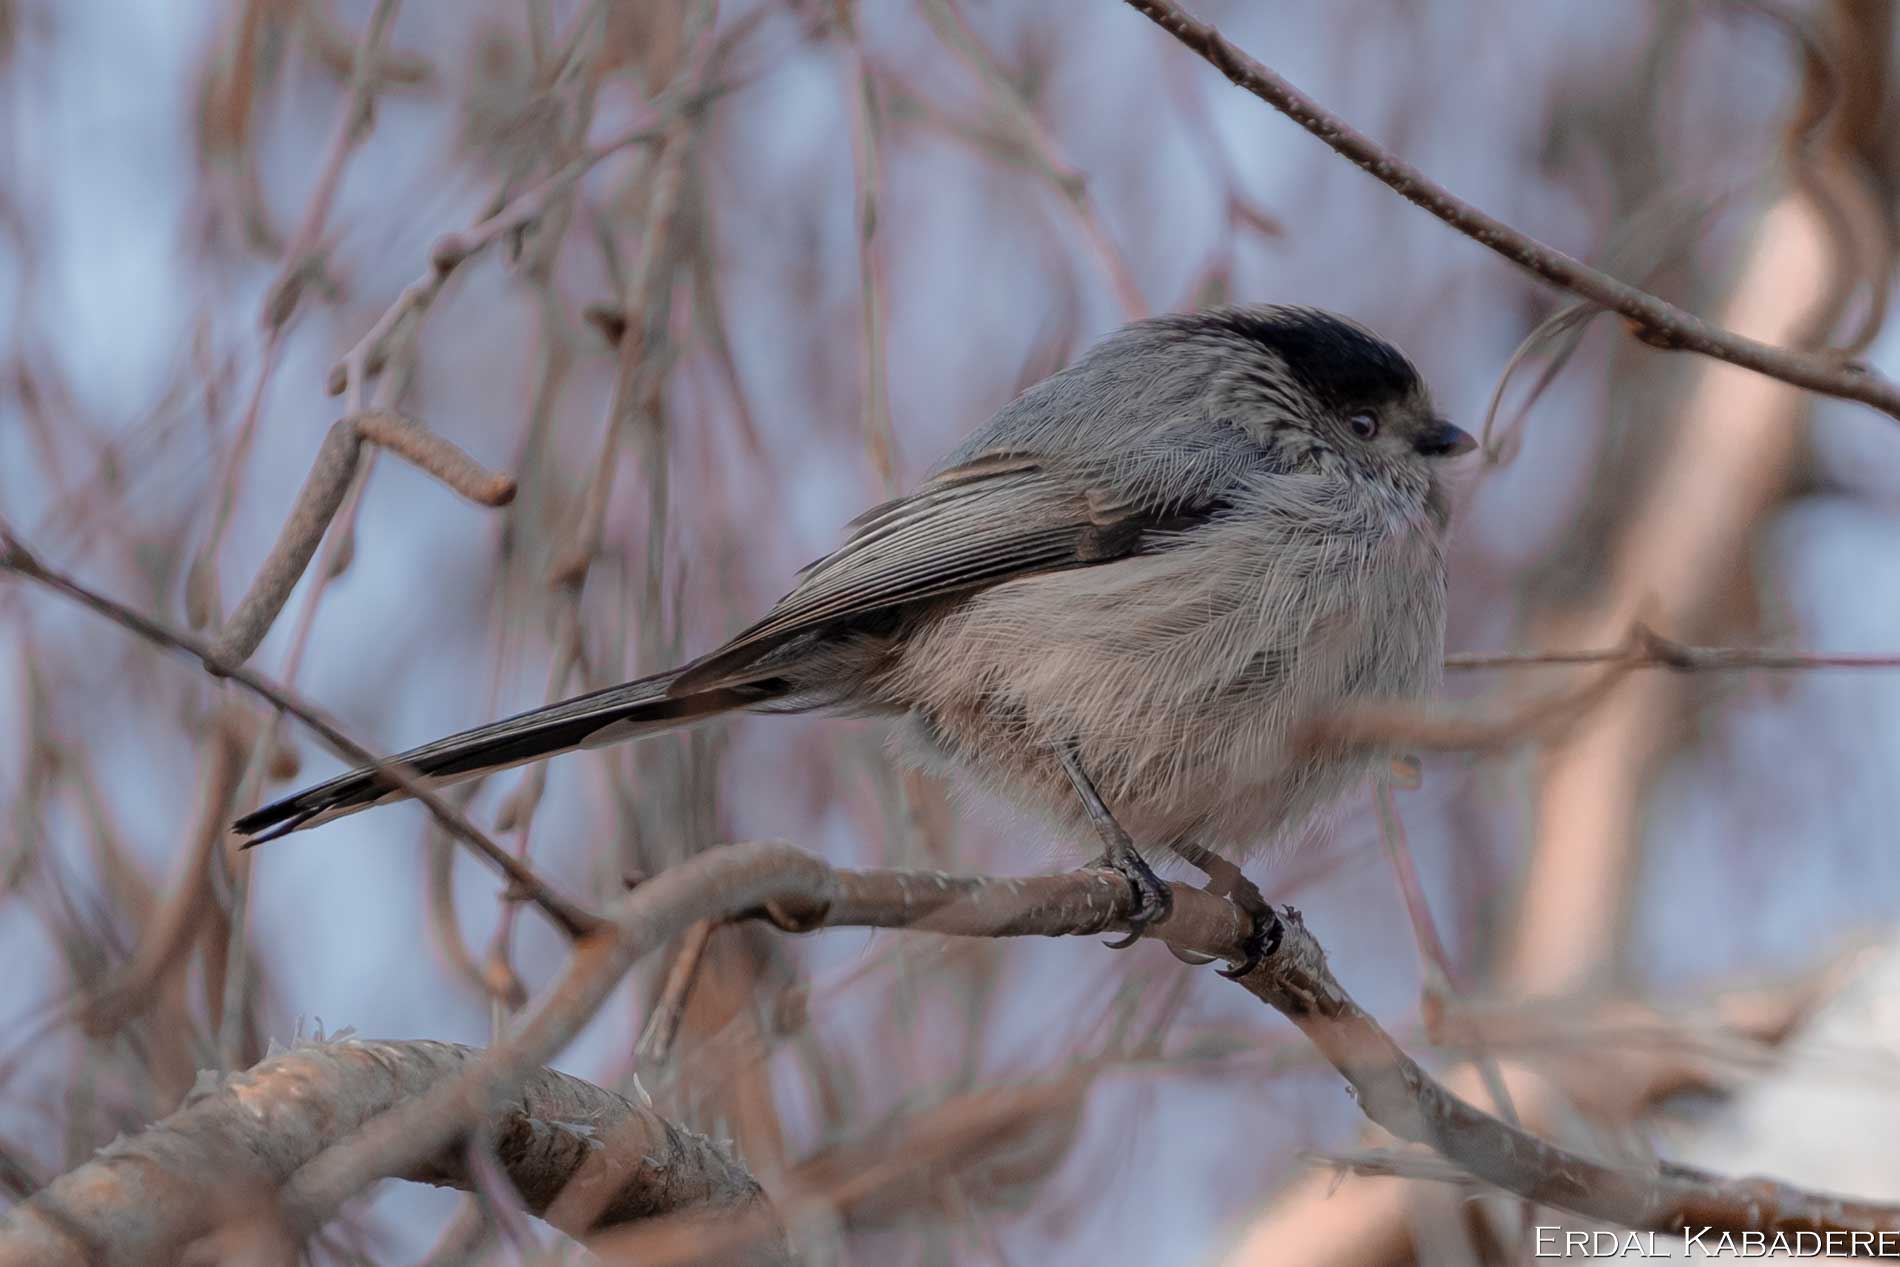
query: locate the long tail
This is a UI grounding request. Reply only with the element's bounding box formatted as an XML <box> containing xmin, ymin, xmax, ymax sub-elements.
<box><xmin>233</xmin><ymin>670</ymin><xmax>772</xmax><ymax>843</ymax></box>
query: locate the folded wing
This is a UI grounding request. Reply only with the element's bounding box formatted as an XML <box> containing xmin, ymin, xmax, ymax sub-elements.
<box><xmin>672</xmin><ymin>453</ymin><xmax>1224</xmax><ymax>693</ymax></box>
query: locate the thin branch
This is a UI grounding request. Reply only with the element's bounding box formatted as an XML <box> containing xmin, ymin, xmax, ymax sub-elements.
<box><xmin>1121</xmin><ymin>0</ymin><xmax>1900</xmax><ymax>422</ymax></box>
<box><xmin>0</xmin><ymin>528</ymin><xmax>601</xmax><ymax>940</ymax></box>
<box><xmin>187</xmin><ymin>0</ymin><xmax>410</xmax><ymax>628</ymax></box>
<box><xmin>1449</xmin><ymin>626</ymin><xmax>1900</xmax><ymax>671</ymax></box>
<box><xmin>1303</xmin><ymin>659</ymin><xmax>1634</xmax><ymax>755</ymax></box>
<box><xmin>322</xmin><ymin>83</ymin><xmax>730</xmax><ymax>400</ymax></box>
<box><xmin>598</xmin><ymin>1072</ymin><xmax>1095</xmax><ymax>1264</ymax></box>
<box><xmin>208</xmin><ymin>410</ymin><xmax>516</xmax><ymax>665</ymax></box>
<box><xmin>758</xmin><ymin>863</ymin><xmax>1900</xmax><ymax>1246</ymax></box>
<box><xmin>837</xmin><ymin>0</ymin><xmax>902</xmax><ymax>489</ymax></box>
<box><xmin>80</xmin><ymin>711</ymin><xmax>249</xmax><ymax>1034</ymax></box>
<box><xmin>922</xmin><ymin>0</ymin><xmax>1146</xmax><ymax>319</ymax></box>
<box><xmin>321</xmin><ymin>109</ymin><xmax>667</xmax><ymax>401</ymax></box>
<box><xmin>635</xmin><ymin>917</ymin><xmax>715</xmax><ymax>1064</ymax></box>
<box><xmin>263</xmin><ymin>0</ymin><xmax>405</xmax><ymax>332</ymax></box>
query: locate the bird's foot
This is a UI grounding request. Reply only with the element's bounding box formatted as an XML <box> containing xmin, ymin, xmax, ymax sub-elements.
<box><xmin>1156</xmin><ymin>839</ymin><xmax>1281</xmax><ymax>975</ymax></box>
<box><xmin>1090</xmin><ymin>845</ymin><xmax>1174</xmax><ymax>949</ymax></box>
<box><xmin>1218</xmin><ymin>885</ymin><xmax>1284</xmax><ymax>979</ymax></box>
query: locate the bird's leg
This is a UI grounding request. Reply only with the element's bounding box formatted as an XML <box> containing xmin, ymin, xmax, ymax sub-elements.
<box><xmin>1164</xmin><ymin>838</ymin><xmax>1282</xmax><ymax>978</ymax></box>
<box><xmin>1056</xmin><ymin>745</ymin><xmax>1172</xmax><ymax>947</ymax></box>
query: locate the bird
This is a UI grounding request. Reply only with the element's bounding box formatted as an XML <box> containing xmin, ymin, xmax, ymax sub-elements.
<box><xmin>235</xmin><ymin>304</ymin><xmax>1472</xmax><ymax>967</ymax></box>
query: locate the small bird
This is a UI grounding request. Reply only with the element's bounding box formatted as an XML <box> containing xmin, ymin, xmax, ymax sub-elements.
<box><xmin>237</xmin><ymin>305</ymin><xmax>1471</xmax><ymax>963</ymax></box>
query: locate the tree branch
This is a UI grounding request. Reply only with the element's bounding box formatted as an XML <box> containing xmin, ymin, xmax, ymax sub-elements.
<box><xmin>0</xmin><ymin>1039</ymin><xmax>786</xmax><ymax>1267</ymax></box>
<box><xmin>1447</xmin><ymin>624</ymin><xmax>1900</xmax><ymax>671</ymax></box>
<box><xmin>6</xmin><ymin>845</ymin><xmax>1895</xmax><ymax>1261</ymax></box>
<box><xmin>1120</xmin><ymin>0</ymin><xmax>1900</xmax><ymax>422</ymax></box>
<box><xmin>0</xmin><ymin>527</ymin><xmax>601</xmax><ymax>940</ymax></box>
<box><xmin>208</xmin><ymin>409</ymin><xmax>516</xmax><ymax>665</ymax></box>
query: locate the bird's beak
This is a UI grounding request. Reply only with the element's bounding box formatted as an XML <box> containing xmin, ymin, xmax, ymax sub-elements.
<box><xmin>1415</xmin><ymin>419</ymin><xmax>1476</xmax><ymax>458</ymax></box>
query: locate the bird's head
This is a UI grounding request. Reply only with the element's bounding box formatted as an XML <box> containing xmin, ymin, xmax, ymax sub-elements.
<box><xmin>1191</xmin><ymin>304</ymin><xmax>1473</xmax><ymax>517</ymax></box>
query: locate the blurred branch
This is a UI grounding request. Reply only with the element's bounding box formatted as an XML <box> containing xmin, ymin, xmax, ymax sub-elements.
<box><xmin>1503</xmin><ymin>88</ymin><xmax>1870</xmax><ymax>993</ymax></box>
<box><xmin>0</xmin><ymin>527</ymin><xmax>601</xmax><ymax>940</ymax></box>
<box><xmin>837</xmin><ymin>0</ymin><xmax>902</xmax><ymax>489</ymax></box>
<box><xmin>296</xmin><ymin>0</ymin><xmax>435</xmax><ymax>90</ymax></box>
<box><xmin>209</xmin><ymin>410</ymin><xmax>516</xmax><ymax>665</ymax></box>
<box><xmin>0</xmin><ymin>1038</ymin><xmax>784</xmax><ymax>1267</ymax></box>
<box><xmin>1448</xmin><ymin>629</ymin><xmax>1900</xmax><ymax>672</ymax></box>
<box><xmin>1122</xmin><ymin>0</ymin><xmax>1900</xmax><ymax>423</ymax></box>
<box><xmin>80</xmin><ymin>709</ymin><xmax>254</xmax><ymax>1035</ymax></box>
<box><xmin>921</xmin><ymin>0</ymin><xmax>1146</xmax><ymax>318</ymax></box>
<box><xmin>635</xmin><ymin>916</ymin><xmax>715</xmax><ymax>1064</ymax></box>
<box><xmin>598</xmin><ymin>1072</ymin><xmax>1094</xmax><ymax>1264</ymax></box>
<box><xmin>1301</xmin><ymin>658</ymin><xmax>1633</xmax><ymax>755</ymax></box>
<box><xmin>322</xmin><ymin>109</ymin><xmax>679</xmax><ymax>402</ymax></box>
<box><xmin>187</xmin><ymin>0</ymin><xmax>410</xmax><ymax>629</ymax></box>
<box><xmin>262</xmin><ymin>0</ymin><xmax>405</xmax><ymax>333</ymax></box>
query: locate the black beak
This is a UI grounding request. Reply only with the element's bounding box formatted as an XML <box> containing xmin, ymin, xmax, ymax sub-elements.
<box><xmin>1415</xmin><ymin>419</ymin><xmax>1476</xmax><ymax>458</ymax></box>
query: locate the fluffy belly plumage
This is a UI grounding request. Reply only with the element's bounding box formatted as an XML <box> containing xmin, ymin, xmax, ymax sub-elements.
<box><xmin>874</xmin><ymin>520</ymin><xmax>1444</xmax><ymax>860</ymax></box>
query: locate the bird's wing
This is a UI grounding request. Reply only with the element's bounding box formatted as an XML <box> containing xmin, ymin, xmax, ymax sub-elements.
<box><xmin>670</xmin><ymin>452</ymin><xmax>1223</xmax><ymax>693</ymax></box>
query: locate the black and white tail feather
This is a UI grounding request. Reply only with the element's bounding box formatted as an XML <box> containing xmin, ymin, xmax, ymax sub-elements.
<box><xmin>232</xmin><ymin>672</ymin><xmax>781</xmax><ymax>842</ymax></box>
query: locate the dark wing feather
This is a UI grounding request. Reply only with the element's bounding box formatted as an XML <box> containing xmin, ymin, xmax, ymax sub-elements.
<box><xmin>672</xmin><ymin>456</ymin><xmax>1217</xmax><ymax>693</ymax></box>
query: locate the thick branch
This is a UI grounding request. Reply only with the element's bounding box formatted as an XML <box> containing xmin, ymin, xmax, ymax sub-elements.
<box><xmin>1121</xmin><ymin>0</ymin><xmax>1900</xmax><ymax>422</ymax></box>
<box><xmin>0</xmin><ymin>1039</ymin><xmax>783</xmax><ymax>1267</ymax></box>
<box><xmin>7</xmin><ymin>846</ymin><xmax>1895</xmax><ymax>1260</ymax></box>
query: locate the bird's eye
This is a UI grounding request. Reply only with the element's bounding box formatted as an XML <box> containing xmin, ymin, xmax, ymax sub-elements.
<box><xmin>1348</xmin><ymin>411</ymin><xmax>1379</xmax><ymax>440</ymax></box>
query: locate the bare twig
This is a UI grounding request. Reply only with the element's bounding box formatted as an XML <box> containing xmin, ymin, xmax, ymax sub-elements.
<box><xmin>1121</xmin><ymin>0</ymin><xmax>1900</xmax><ymax>422</ymax></box>
<box><xmin>81</xmin><ymin>711</ymin><xmax>249</xmax><ymax>1034</ymax></box>
<box><xmin>187</xmin><ymin>0</ymin><xmax>410</xmax><ymax>628</ymax></box>
<box><xmin>922</xmin><ymin>0</ymin><xmax>1146</xmax><ymax>319</ymax></box>
<box><xmin>263</xmin><ymin>0</ymin><xmax>405</xmax><ymax>331</ymax></box>
<box><xmin>0</xmin><ymin>528</ymin><xmax>600</xmax><ymax>940</ymax></box>
<box><xmin>635</xmin><ymin>917</ymin><xmax>715</xmax><ymax>1064</ymax></box>
<box><xmin>837</xmin><ymin>0</ymin><xmax>902</xmax><ymax>489</ymax></box>
<box><xmin>598</xmin><ymin>1073</ymin><xmax>1095</xmax><ymax>1264</ymax></box>
<box><xmin>325</xmin><ymin>117</ymin><xmax>652</xmax><ymax>395</ymax></box>
<box><xmin>322</xmin><ymin>78</ymin><xmax>731</xmax><ymax>401</ymax></box>
<box><xmin>548</xmin><ymin>9</ymin><xmax>715</xmax><ymax>589</ymax></box>
<box><xmin>1303</xmin><ymin>659</ymin><xmax>1633</xmax><ymax>755</ymax></box>
<box><xmin>208</xmin><ymin>410</ymin><xmax>516</xmax><ymax>665</ymax></box>
<box><xmin>297</xmin><ymin>0</ymin><xmax>435</xmax><ymax>90</ymax></box>
<box><xmin>1448</xmin><ymin>626</ymin><xmax>1900</xmax><ymax>671</ymax></box>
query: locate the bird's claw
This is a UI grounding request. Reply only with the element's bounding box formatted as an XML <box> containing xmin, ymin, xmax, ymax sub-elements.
<box><xmin>1093</xmin><ymin>847</ymin><xmax>1173</xmax><ymax>949</ymax></box>
<box><xmin>1218</xmin><ymin>892</ymin><xmax>1284</xmax><ymax>979</ymax></box>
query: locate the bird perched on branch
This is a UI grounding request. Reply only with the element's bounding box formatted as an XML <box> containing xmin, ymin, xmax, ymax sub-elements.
<box><xmin>237</xmin><ymin>304</ymin><xmax>1472</xmax><ymax>971</ymax></box>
